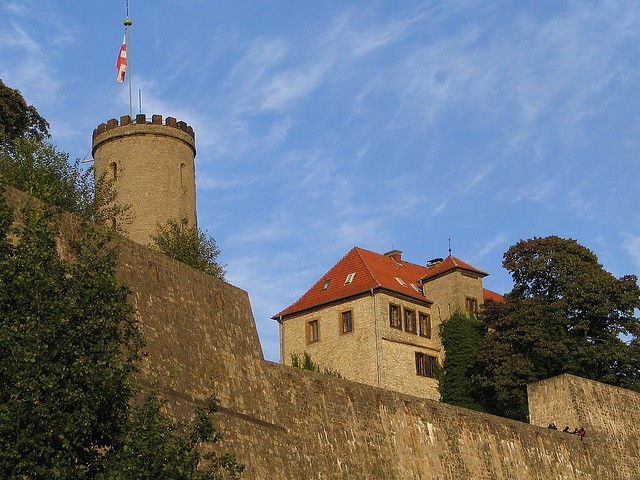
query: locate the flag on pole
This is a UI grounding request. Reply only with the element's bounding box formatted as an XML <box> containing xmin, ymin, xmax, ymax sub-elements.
<box><xmin>116</xmin><ymin>34</ymin><xmax>127</xmax><ymax>83</ymax></box>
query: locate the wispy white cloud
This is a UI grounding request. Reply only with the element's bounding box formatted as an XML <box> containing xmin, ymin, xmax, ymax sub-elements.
<box><xmin>324</xmin><ymin>7</ymin><xmax>428</xmax><ymax>58</ymax></box>
<box><xmin>0</xmin><ymin>24</ymin><xmax>52</xmax><ymax>93</ymax></box>
<box><xmin>508</xmin><ymin>178</ymin><xmax>557</xmax><ymax>203</ymax></box>
<box><xmin>432</xmin><ymin>201</ymin><xmax>447</xmax><ymax>216</ymax></box>
<box><xmin>260</xmin><ymin>63</ymin><xmax>330</xmax><ymax>112</ymax></box>
<box><xmin>336</xmin><ymin>217</ymin><xmax>387</xmax><ymax>248</ymax></box>
<box><xmin>226</xmin><ymin>221</ymin><xmax>291</xmax><ymax>246</ymax></box>
<box><xmin>565</xmin><ymin>183</ymin><xmax>595</xmax><ymax>220</ymax></box>
<box><xmin>622</xmin><ymin>234</ymin><xmax>640</xmax><ymax>269</ymax></box>
<box><xmin>1</xmin><ymin>2</ymin><xmax>26</xmax><ymax>16</ymax></box>
<box><xmin>473</xmin><ymin>233</ymin><xmax>509</xmax><ymax>259</ymax></box>
<box><xmin>356</xmin><ymin>1</ymin><xmax>640</xmax><ymax>165</ymax></box>
<box><xmin>197</xmin><ymin>173</ymin><xmax>259</xmax><ymax>191</ymax></box>
<box><xmin>215</xmin><ymin>5</ymin><xmax>437</xmax><ymax>149</ymax></box>
<box><xmin>0</xmin><ymin>23</ymin><xmax>41</xmax><ymax>53</ymax></box>
<box><xmin>461</xmin><ymin>164</ymin><xmax>495</xmax><ymax>193</ymax></box>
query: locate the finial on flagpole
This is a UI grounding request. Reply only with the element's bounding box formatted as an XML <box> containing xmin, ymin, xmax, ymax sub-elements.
<box><xmin>448</xmin><ymin>238</ymin><xmax>452</xmax><ymax>256</ymax></box>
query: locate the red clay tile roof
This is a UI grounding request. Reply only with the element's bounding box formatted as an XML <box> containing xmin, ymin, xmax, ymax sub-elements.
<box><xmin>273</xmin><ymin>247</ymin><xmax>495</xmax><ymax>319</ymax></box>
<box><xmin>420</xmin><ymin>255</ymin><xmax>488</xmax><ymax>282</ymax></box>
<box><xmin>483</xmin><ymin>288</ymin><xmax>504</xmax><ymax>303</ymax></box>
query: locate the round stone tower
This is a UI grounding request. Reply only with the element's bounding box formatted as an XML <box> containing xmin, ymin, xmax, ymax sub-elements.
<box><xmin>92</xmin><ymin>114</ymin><xmax>197</xmax><ymax>245</ymax></box>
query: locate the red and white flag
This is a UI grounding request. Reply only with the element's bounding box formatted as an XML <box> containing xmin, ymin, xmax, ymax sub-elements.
<box><xmin>116</xmin><ymin>34</ymin><xmax>127</xmax><ymax>83</ymax></box>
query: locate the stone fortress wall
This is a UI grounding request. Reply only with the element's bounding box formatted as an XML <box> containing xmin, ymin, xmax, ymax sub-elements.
<box><xmin>4</xmin><ymin>186</ymin><xmax>639</xmax><ymax>479</ymax></box>
<box><xmin>528</xmin><ymin>374</ymin><xmax>640</xmax><ymax>479</ymax></box>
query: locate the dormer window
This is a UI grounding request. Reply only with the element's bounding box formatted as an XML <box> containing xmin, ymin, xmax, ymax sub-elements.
<box><xmin>411</xmin><ymin>284</ymin><xmax>423</xmax><ymax>294</ymax></box>
<box><xmin>344</xmin><ymin>272</ymin><xmax>356</xmax><ymax>285</ymax></box>
<box><xmin>395</xmin><ymin>277</ymin><xmax>407</xmax><ymax>287</ymax></box>
<box><xmin>322</xmin><ymin>279</ymin><xmax>331</xmax><ymax>291</ymax></box>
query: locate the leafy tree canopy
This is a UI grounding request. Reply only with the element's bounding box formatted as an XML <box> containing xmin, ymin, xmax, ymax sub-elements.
<box><xmin>473</xmin><ymin>236</ymin><xmax>640</xmax><ymax>421</ymax></box>
<box><xmin>151</xmin><ymin>217</ymin><xmax>226</xmax><ymax>279</ymax></box>
<box><xmin>0</xmin><ymin>199</ymin><xmax>141</xmax><ymax>477</ymax></box>
<box><xmin>438</xmin><ymin>310</ymin><xmax>486</xmax><ymax>411</ymax></box>
<box><xmin>0</xmin><ymin>80</ymin><xmax>128</xmax><ymax>227</ymax></box>
<box><xmin>0</xmin><ymin>137</ymin><xmax>92</xmax><ymax>213</ymax></box>
<box><xmin>98</xmin><ymin>389</ymin><xmax>244</xmax><ymax>480</ymax></box>
<box><xmin>0</xmin><ymin>194</ymin><xmax>243</xmax><ymax>479</ymax></box>
<box><xmin>0</xmin><ymin>79</ymin><xmax>49</xmax><ymax>142</ymax></box>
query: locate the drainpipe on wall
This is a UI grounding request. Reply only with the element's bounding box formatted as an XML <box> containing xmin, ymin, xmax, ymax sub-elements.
<box><xmin>372</xmin><ymin>289</ymin><xmax>381</xmax><ymax>387</ymax></box>
<box><xmin>278</xmin><ymin>315</ymin><xmax>284</xmax><ymax>364</ymax></box>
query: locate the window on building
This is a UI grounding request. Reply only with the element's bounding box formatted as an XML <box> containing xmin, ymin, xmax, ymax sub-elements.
<box><xmin>345</xmin><ymin>272</ymin><xmax>356</xmax><ymax>284</ymax></box>
<box><xmin>322</xmin><ymin>279</ymin><xmax>331</xmax><ymax>291</ymax></box>
<box><xmin>415</xmin><ymin>352</ymin><xmax>437</xmax><ymax>378</ymax></box>
<box><xmin>404</xmin><ymin>308</ymin><xmax>417</xmax><ymax>334</ymax></box>
<box><xmin>341</xmin><ymin>310</ymin><xmax>353</xmax><ymax>334</ymax></box>
<box><xmin>307</xmin><ymin>320</ymin><xmax>319</xmax><ymax>343</ymax></box>
<box><xmin>419</xmin><ymin>312</ymin><xmax>431</xmax><ymax>338</ymax></box>
<box><xmin>395</xmin><ymin>277</ymin><xmax>407</xmax><ymax>287</ymax></box>
<box><xmin>389</xmin><ymin>304</ymin><xmax>401</xmax><ymax>329</ymax></box>
<box><xmin>466</xmin><ymin>297</ymin><xmax>478</xmax><ymax>314</ymax></box>
<box><xmin>110</xmin><ymin>162</ymin><xmax>118</xmax><ymax>180</ymax></box>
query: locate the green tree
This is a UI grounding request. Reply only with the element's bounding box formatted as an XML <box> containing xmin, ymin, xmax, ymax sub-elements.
<box><xmin>0</xmin><ymin>80</ymin><xmax>128</xmax><ymax>228</ymax></box>
<box><xmin>0</xmin><ymin>136</ymin><xmax>129</xmax><ymax>229</ymax></box>
<box><xmin>438</xmin><ymin>310</ymin><xmax>486</xmax><ymax>411</ymax></box>
<box><xmin>151</xmin><ymin>217</ymin><xmax>226</xmax><ymax>279</ymax></box>
<box><xmin>0</xmin><ymin>137</ymin><xmax>91</xmax><ymax>213</ymax></box>
<box><xmin>473</xmin><ymin>300</ymin><xmax>571</xmax><ymax>421</ymax></box>
<box><xmin>0</xmin><ymin>79</ymin><xmax>49</xmax><ymax>142</ymax></box>
<box><xmin>290</xmin><ymin>352</ymin><xmax>341</xmax><ymax>377</ymax></box>
<box><xmin>0</xmin><ymin>194</ymin><xmax>243</xmax><ymax>479</ymax></box>
<box><xmin>0</xmin><ymin>200</ymin><xmax>142</xmax><ymax>478</ymax></box>
<box><xmin>473</xmin><ymin>236</ymin><xmax>640</xmax><ymax>421</ymax></box>
<box><xmin>99</xmin><ymin>389</ymin><xmax>243</xmax><ymax>480</ymax></box>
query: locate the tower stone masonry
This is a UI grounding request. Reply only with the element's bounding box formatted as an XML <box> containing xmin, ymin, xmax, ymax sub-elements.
<box><xmin>92</xmin><ymin>114</ymin><xmax>197</xmax><ymax>245</ymax></box>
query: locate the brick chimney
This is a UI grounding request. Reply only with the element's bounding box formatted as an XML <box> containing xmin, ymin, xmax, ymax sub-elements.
<box><xmin>384</xmin><ymin>250</ymin><xmax>402</xmax><ymax>263</ymax></box>
<box><xmin>426</xmin><ymin>257</ymin><xmax>444</xmax><ymax>268</ymax></box>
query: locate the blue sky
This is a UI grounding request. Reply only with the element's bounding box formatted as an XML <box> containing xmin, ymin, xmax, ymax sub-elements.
<box><xmin>2</xmin><ymin>1</ymin><xmax>639</xmax><ymax>361</ymax></box>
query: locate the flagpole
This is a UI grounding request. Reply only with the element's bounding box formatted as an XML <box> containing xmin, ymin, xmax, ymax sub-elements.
<box><xmin>124</xmin><ymin>0</ymin><xmax>133</xmax><ymax>119</ymax></box>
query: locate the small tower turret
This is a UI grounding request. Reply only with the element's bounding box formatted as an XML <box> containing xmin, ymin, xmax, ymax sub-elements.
<box><xmin>92</xmin><ymin>114</ymin><xmax>197</xmax><ymax>245</ymax></box>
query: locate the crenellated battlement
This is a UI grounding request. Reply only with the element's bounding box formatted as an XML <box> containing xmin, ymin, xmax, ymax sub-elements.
<box><xmin>92</xmin><ymin>114</ymin><xmax>195</xmax><ymax>141</ymax></box>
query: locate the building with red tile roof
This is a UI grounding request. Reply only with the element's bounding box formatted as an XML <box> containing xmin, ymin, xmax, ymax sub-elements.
<box><xmin>273</xmin><ymin>247</ymin><xmax>502</xmax><ymax>400</ymax></box>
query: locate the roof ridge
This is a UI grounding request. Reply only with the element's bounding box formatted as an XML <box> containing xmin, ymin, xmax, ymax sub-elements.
<box><xmin>354</xmin><ymin>247</ymin><xmax>382</xmax><ymax>288</ymax></box>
